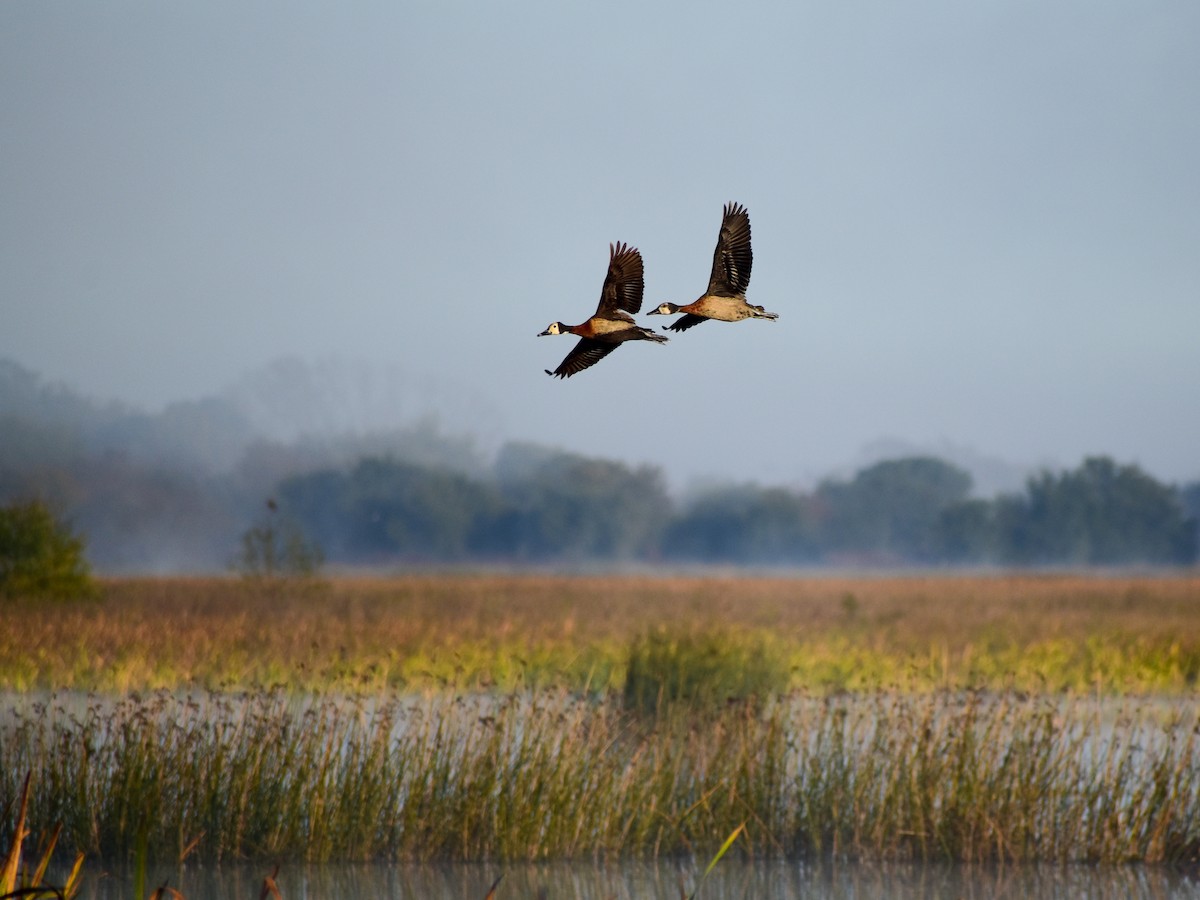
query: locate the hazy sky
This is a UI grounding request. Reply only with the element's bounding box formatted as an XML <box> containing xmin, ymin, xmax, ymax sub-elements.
<box><xmin>3</xmin><ymin>2</ymin><xmax>1198</xmax><ymax>490</ymax></box>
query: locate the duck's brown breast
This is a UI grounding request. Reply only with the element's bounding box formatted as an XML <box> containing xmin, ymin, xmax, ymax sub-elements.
<box><xmin>581</xmin><ymin>315</ymin><xmax>638</xmax><ymax>337</ymax></box>
<box><xmin>688</xmin><ymin>295</ymin><xmax>753</xmax><ymax>322</ymax></box>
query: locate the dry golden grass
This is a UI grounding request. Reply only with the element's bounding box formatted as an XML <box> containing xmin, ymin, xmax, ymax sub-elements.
<box><xmin>1</xmin><ymin>573</ymin><xmax>1198</xmax><ymax>693</ymax></box>
<box><xmin>6</xmin><ymin>574</ymin><xmax>1197</xmax><ymax>869</ymax></box>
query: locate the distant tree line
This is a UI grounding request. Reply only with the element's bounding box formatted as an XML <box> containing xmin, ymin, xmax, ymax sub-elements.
<box><xmin>2</xmin><ymin>358</ymin><xmax>1197</xmax><ymax>570</ymax></box>
<box><xmin>275</xmin><ymin>448</ymin><xmax>1198</xmax><ymax>568</ymax></box>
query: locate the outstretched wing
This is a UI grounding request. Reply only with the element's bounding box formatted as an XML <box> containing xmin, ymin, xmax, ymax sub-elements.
<box><xmin>706</xmin><ymin>202</ymin><xmax>752</xmax><ymax>297</ymax></box>
<box><xmin>545</xmin><ymin>337</ymin><xmax>619</xmax><ymax>379</ymax></box>
<box><xmin>595</xmin><ymin>242</ymin><xmax>645</xmax><ymax>317</ymax></box>
<box><xmin>666</xmin><ymin>313</ymin><xmax>709</xmax><ymax>332</ymax></box>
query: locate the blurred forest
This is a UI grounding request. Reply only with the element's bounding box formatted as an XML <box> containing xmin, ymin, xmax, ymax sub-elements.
<box><xmin>2</xmin><ymin>359</ymin><xmax>1197</xmax><ymax>571</ymax></box>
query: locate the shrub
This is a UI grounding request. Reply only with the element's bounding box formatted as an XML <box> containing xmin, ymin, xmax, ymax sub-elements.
<box><xmin>623</xmin><ymin>628</ymin><xmax>789</xmax><ymax>715</ymax></box>
<box><xmin>0</xmin><ymin>500</ymin><xmax>95</xmax><ymax>600</ymax></box>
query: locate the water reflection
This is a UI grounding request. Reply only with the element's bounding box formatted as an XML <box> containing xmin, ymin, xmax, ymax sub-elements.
<box><xmin>70</xmin><ymin>860</ymin><xmax>1200</xmax><ymax>899</ymax></box>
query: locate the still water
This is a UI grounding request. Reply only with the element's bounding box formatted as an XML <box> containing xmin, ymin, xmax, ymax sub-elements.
<box><xmin>69</xmin><ymin>859</ymin><xmax>1200</xmax><ymax>899</ymax></box>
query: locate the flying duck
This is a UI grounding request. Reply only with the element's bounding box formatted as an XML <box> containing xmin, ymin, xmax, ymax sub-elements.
<box><xmin>647</xmin><ymin>202</ymin><xmax>778</xmax><ymax>331</ymax></box>
<box><xmin>540</xmin><ymin>242</ymin><xmax>668</xmax><ymax>378</ymax></box>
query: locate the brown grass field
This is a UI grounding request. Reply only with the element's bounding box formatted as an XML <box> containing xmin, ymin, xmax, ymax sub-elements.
<box><xmin>2</xmin><ymin>572</ymin><xmax>1198</xmax><ymax>694</ymax></box>
<box><xmin>3</xmin><ymin>573</ymin><xmax>1200</xmax><ymax>865</ymax></box>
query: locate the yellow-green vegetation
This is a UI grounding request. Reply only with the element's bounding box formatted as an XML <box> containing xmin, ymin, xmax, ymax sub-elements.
<box><xmin>1</xmin><ymin>688</ymin><xmax>1197</xmax><ymax>865</ymax></box>
<box><xmin>0</xmin><ymin>574</ymin><xmax>1197</xmax><ymax>694</ymax></box>
<box><xmin>624</xmin><ymin>629</ymin><xmax>789</xmax><ymax>714</ymax></box>
<box><xmin>2</xmin><ymin>574</ymin><xmax>1199</xmax><ymax>867</ymax></box>
<box><xmin>0</xmin><ymin>500</ymin><xmax>95</xmax><ymax>602</ymax></box>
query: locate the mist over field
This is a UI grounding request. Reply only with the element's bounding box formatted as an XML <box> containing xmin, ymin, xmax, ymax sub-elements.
<box><xmin>0</xmin><ymin>357</ymin><xmax>490</xmax><ymax>570</ymax></box>
<box><xmin>2</xmin><ymin>357</ymin><xmax>1197</xmax><ymax>573</ymax></box>
<box><xmin>0</xmin><ymin>355</ymin><xmax>1033</xmax><ymax>490</ymax></box>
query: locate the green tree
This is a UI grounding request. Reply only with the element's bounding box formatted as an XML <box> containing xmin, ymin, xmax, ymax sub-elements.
<box><xmin>660</xmin><ymin>484</ymin><xmax>819</xmax><ymax>564</ymax></box>
<box><xmin>1179</xmin><ymin>481</ymin><xmax>1200</xmax><ymax>560</ymax></box>
<box><xmin>0</xmin><ymin>500</ymin><xmax>95</xmax><ymax>599</ymax></box>
<box><xmin>276</xmin><ymin>469</ymin><xmax>352</xmax><ymax>558</ymax></box>
<box><xmin>816</xmin><ymin>456</ymin><xmax>974</xmax><ymax>562</ymax></box>
<box><xmin>997</xmin><ymin>457</ymin><xmax>1196</xmax><ymax>565</ymax></box>
<box><xmin>279</xmin><ymin>458</ymin><xmax>503</xmax><ymax>563</ymax></box>
<box><xmin>348</xmin><ymin>457</ymin><xmax>502</xmax><ymax>560</ymax></box>
<box><xmin>280</xmin><ymin>457</ymin><xmax>503</xmax><ymax>563</ymax></box>
<box><xmin>493</xmin><ymin>443</ymin><xmax>670</xmax><ymax>561</ymax></box>
<box><xmin>934</xmin><ymin>498</ymin><xmax>997</xmax><ymax>563</ymax></box>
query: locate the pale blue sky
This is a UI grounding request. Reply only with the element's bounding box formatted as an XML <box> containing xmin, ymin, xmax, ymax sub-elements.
<box><xmin>3</xmin><ymin>1</ymin><xmax>1198</xmax><ymax>490</ymax></box>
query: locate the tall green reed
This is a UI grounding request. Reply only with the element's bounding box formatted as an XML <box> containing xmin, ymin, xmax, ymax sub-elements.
<box><xmin>1</xmin><ymin>689</ymin><xmax>1197</xmax><ymax>865</ymax></box>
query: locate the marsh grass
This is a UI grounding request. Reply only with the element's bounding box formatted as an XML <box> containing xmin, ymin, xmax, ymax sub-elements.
<box><xmin>2</xmin><ymin>688</ymin><xmax>1197</xmax><ymax>866</ymax></box>
<box><xmin>3</xmin><ymin>575</ymin><xmax>1199</xmax><ymax>870</ymax></box>
<box><xmin>623</xmin><ymin>628</ymin><xmax>788</xmax><ymax>714</ymax></box>
<box><xmin>2</xmin><ymin>574</ymin><xmax>1199</xmax><ymax>695</ymax></box>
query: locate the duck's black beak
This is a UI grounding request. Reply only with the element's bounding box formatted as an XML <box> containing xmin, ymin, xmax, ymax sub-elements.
<box><xmin>645</xmin><ymin>307</ymin><xmax>663</xmax><ymax>315</ymax></box>
<box><xmin>537</xmin><ymin>328</ymin><xmax>552</xmax><ymax>336</ymax></box>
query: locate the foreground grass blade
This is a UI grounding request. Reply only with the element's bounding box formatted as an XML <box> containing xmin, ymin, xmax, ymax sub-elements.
<box><xmin>28</xmin><ymin>825</ymin><xmax>60</xmax><ymax>889</ymax></box>
<box><xmin>1</xmin><ymin>773</ymin><xmax>31</xmax><ymax>895</ymax></box>
<box><xmin>62</xmin><ymin>855</ymin><xmax>84</xmax><ymax>900</ymax></box>
<box><xmin>689</xmin><ymin>823</ymin><xmax>745</xmax><ymax>899</ymax></box>
<box><xmin>258</xmin><ymin>864</ymin><xmax>281</xmax><ymax>900</ymax></box>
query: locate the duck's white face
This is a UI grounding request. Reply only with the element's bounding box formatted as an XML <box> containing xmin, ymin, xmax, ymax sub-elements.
<box><xmin>539</xmin><ymin>321</ymin><xmax>565</xmax><ymax>336</ymax></box>
<box><xmin>649</xmin><ymin>303</ymin><xmax>677</xmax><ymax>315</ymax></box>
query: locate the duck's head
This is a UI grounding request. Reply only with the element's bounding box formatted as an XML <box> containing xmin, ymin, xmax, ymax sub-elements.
<box><xmin>538</xmin><ymin>321</ymin><xmax>568</xmax><ymax>336</ymax></box>
<box><xmin>646</xmin><ymin>302</ymin><xmax>680</xmax><ymax>316</ymax></box>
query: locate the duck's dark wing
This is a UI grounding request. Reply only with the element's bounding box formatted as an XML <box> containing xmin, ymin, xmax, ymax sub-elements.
<box><xmin>545</xmin><ymin>337</ymin><xmax>619</xmax><ymax>379</ymax></box>
<box><xmin>706</xmin><ymin>202</ymin><xmax>752</xmax><ymax>297</ymax></box>
<box><xmin>666</xmin><ymin>313</ymin><xmax>709</xmax><ymax>332</ymax></box>
<box><xmin>595</xmin><ymin>242</ymin><xmax>645</xmax><ymax>317</ymax></box>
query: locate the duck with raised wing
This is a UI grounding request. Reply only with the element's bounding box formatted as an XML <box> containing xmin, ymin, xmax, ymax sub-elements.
<box><xmin>647</xmin><ymin>202</ymin><xmax>778</xmax><ymax>332</ymax></box>
<box><xmin>540</xmin><ymin>242</ymin><xmax>667</xmax><ymax>378</ymax></box>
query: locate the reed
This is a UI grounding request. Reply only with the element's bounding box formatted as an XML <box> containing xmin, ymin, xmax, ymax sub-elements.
<box><xmin>2</xmin><ymin>688</ymin><xmax>1197</xmax><ymax>866</ymax></box>
<box><xmin>0</xmin><ymin>772</ymin><xmax>84</xmax><ymax>900</ymax></box>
